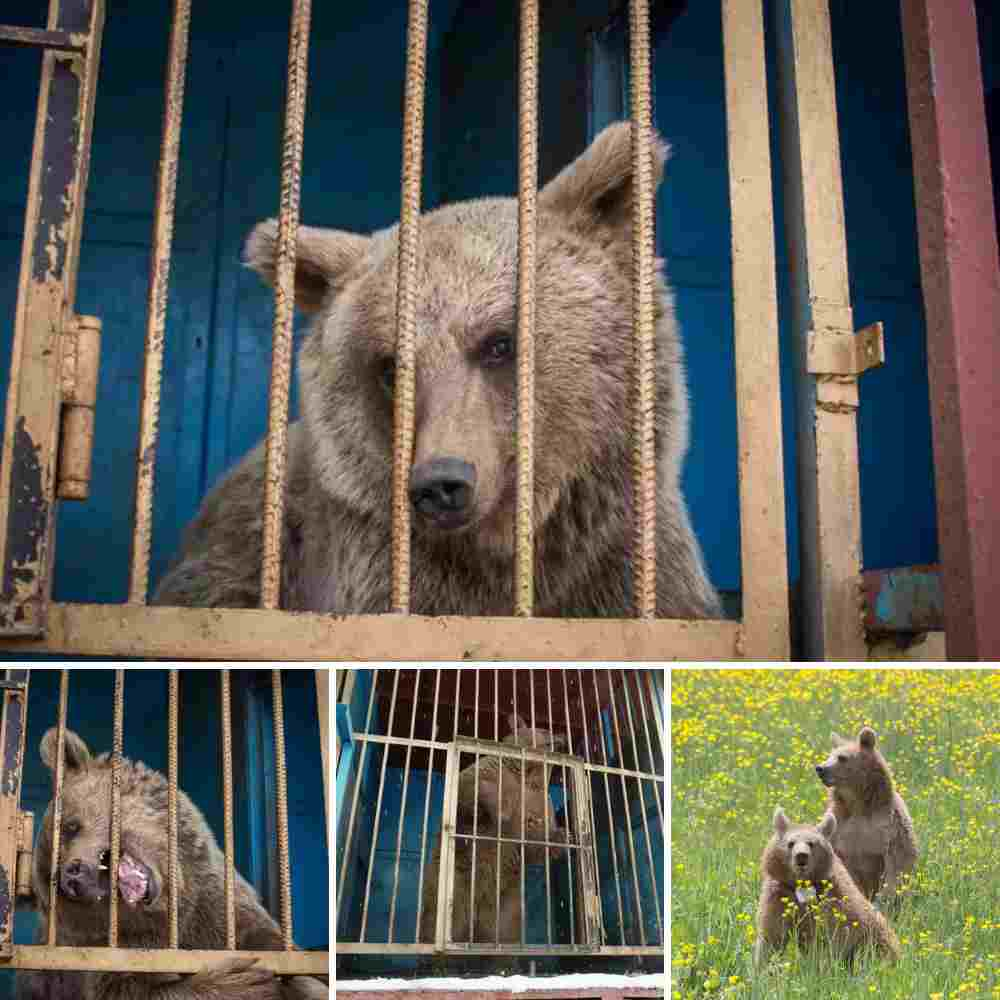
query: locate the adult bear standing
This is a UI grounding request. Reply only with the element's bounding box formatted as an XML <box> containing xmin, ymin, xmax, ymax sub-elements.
<box><xmin>153</xmin><ymin>122</ymin><xmax>719</xmax><ymax>619</ymax></box>
<box><xmin>16</xmin><ymin>728</ymin><xmax>326</xmax><ymax>1000</ymax></box>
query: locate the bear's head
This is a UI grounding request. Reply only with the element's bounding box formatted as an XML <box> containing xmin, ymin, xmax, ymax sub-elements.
<box><xmin>766</xmin><ymin>806</ymin><xmax>836</xmax><ymax>883</ymax></box>
<box><xmin>242</xmin><ymin>121</ymin><xmax>686</xmax><ymax>557</ymax></box>
<box><xmin>504</xmin><ymin>712</ymin><xmax>568</xmax><ymax>753</ymax></box>
<box><xmin>33</xmin><ymin>728</ymin><xmax>202</xmax><ymax>940</ymax></box>
<box><xmin>815</xmin><ymin>726</ymin><xmax>884</xmax><ymax>792</ymax></box>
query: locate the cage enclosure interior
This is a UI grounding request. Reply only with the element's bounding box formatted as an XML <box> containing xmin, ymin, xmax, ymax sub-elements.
<box><xmin>336</xmin><ymin>667</ymin><xmax>664</xmax><ymax>979</ymax></box>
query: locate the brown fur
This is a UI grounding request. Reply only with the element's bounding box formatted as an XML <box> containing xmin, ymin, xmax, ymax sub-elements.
<box><xmin>816</xmin><ymin>727</ymin><xmax>917</xmax><ymax>902</ymax></box>
<box><xmin>754</xmin><ymin>807</ymin><xmax>900</xmax><ymax>969</ymax></box>
<box><xmin>17</xmin><ymin>729</ymin><xmax>326</xmax><ymax>1000</ymax></box>
<box><xmin>418</xmin><ymin>715</ymin><xmax>568</xmax><ymax>946</ymax></box>
<box><xmin>152</xmin><ymin>122</ymin><xmax>719</xmax><ymax>619</ymax></box>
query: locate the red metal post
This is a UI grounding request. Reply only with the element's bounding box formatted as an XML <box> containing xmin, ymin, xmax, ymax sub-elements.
<box><xmin>900</xmin><ymin>0</ymin><xmax>1000</xmax><ymax>661</ymax></box>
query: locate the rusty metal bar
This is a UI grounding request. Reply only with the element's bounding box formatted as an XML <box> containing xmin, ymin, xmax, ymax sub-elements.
<box><xmin>0</xmin><ymin>0</ymin><xmax>104</xmax><ymax>635</ymax></box>
<box><xmin>10</xmin><ymin>946</ymin><xmax>327</xmax><ymax>974</ymax></box>
<box><xmin>901</xmin><ymin>0</ymin><xmax>1000</xmax><ymax>660</ymax></box>
<box><xmin>591</xmin><ymin>669</ymin><xmax>625</xmax><ymax>942</ymax></box>
<box><xmin>128</xmin><ymin>0</ymin><xmax>192</xmax><ymax>603</ymax></box>
<box><xmin>0</xmin><ymin>25</ymin><xmax>86</xmax><ymax>52</ymax></box>
<box><xmin>575</xmin><ymin>667</ymin><xmax>602</xmax><ymax>945</ymax></box>
<box><xmin>336</xmin><ymin>669</ymin><xmax>379</xmax><ymax>928</ymax></box>
<box><xmin>628</xmin><ymin>0</ymin><xmax>656</xmax><ymax>618</ymax></box>
<box><xmin>0</xmin><ymin>669</ymin><xmax>29</xmax><ymax>957</ymax></box>
<box><xmin>0</xmin><ymin>603</ymin><xmax>742</xmax><ymax>660</ymax></box>
<box><xmin>436</xmin><ymin>741</ymin><xmax>461</xmax><ymax>948</ymax></box>
<box><xmin>107</xmin><ymin>668</ymin><xmax>124</xmax><ymax>946</ymax></box>
<box><xmin>390</xmin><ymin>0</ymin><xmax>429</xmax><ymax>613</ymax></box>
<box><xmin>260</xmin><ymin>0</ymin><xmax>312</xmax><ymax>609</ymax></box>
<box><xmin>359</xmin><ymin>670</ymin><xmax>399</xmax><ymax>941</ymax></box>
<box><xmin>514</xmin><ymin>0</ymin><xmax>540</xmax><ymax>615</ymax></box>
<box><xmin>775</xmin><ymin>0</ymin><xmax>867</xmax><ymax>660</ymax></box>
<box><xmin>413</xmin><ymin>668</ymin><xmax>441</xmax><ymax>943</ymax></box>
<box><xmin>721</xmin><ymin>0</ymin><xmax>790</xmax><ymax>658</ymax></box>
<box><xmin>47</xmin><ymin>670</ymin><xmax>70</xmax><ymax>946</ymax></box>
<box><xmin>606</xmin><ymin>674</ymin><xmax>645</xmax><ymax>944</ymax></box>
<box><xmin>473</xmin><ymin>670</ymin><xmax>481</xmax><ymax>944</ymax></box>
<box><xmin>543</xmin><ymin>671</ymin><xmax>553</xmax><ymax>944</ymax></box>
<box><xmin>493</xmin><ymin>741</ymin><xmax>501</xmax><ymax>945</ymax></box>
<box><xmin>388</xmin><ymin>670</ymin><xmax>421</xmax><ymax>942</ymax></box>
<box><xmin>271</xmin><ymin>670</ymin><xmax>294</xmax><ymax>948</ymax></box>
<box><xmin>167</xmin><ymin>669</ymin><xmax>179</xmax><ymax>947</ymax></box>
<box><xmin>220</xmin><ymin>670</ymin><xmax>236</xmax><ymax>949</ymax></box>
<box><xmin>559</xmin><ymin>670</ymin><xmax>576</xmax><ymax>946</ymax></box>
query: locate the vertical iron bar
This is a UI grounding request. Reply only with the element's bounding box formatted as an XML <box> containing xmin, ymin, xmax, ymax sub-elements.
<box><xmin>628</xmin><ymin>0</ymin><xmax>657</xmax><ymax>618</ymax></box>
<box><xmin>514</xmin><ymin>0</ymin><xmax>540</xmax><ymax>615</ymax></box>
<box><xmin>260</xmin><ymin>0</ymin><xmax>312</xmax><ymax>608</ymax></box>
<box><xmin>607</xmin><ymin>670</ymin><xmax>646</xmax><ymax>944</ymax></box>
<box><xmin>128</xmin><ymin>0</ymin><xmax>192</xmax><ymax>603</ymax></box>
<box><xmin>336</xmin><ymin>670</ymin><xmax>379</xmax><ymax>926</ymax></box>
<box><xmin>560</xmin><ymin>669</ymin><xmax>576</xmax><ymax>946</ymax></box>
<box><xmin>46</xmin><ymin>670</ymin><xmax>69</xmax><ymax>946</ymax></box>
<box><xmin>167</xmin><ymin>669</ymin><xmax>179</xmax><ymax>948</ymax></box>
<box><xmin>494</xmin><ymin>737</ymin><xmax>502</xmax><ymax>946</ymax></box>
<box><xmin>359</xmin><ymin>670</ymin><xmax>400</xmax><ymax>941</ymax></box>
<box><xmin>221</xmin><ymin>669</ymin><xmax>237</xmax><ymax>949</ymax></box>
<box><xmin>107</xmin><ymin>668</ymin><xmax>124</xmax><ymax>946</ymax></box>
<box><xmin>473</xmin><ymin>669</ymin><xmax>480</xmax><ymax>944</ymax></box>
<box><xmin>414</xmin><ymin>668</ymin><xmax>441</xmax><ymax>943</ymax></box>
<box><xmin>543</xmin><ymin>669</ymin><xmax>552</xmax><ymax>944</ymax></box>
<box><xmin>389</xmin><ymin>671</ymin><xmax>421</xmax><ymax>942</ymax></box>
<box><xmin>576</xmin><ymin>667</ymin><xmax>602</xmax><ymax>941</ymax></box>
<box><xmin>390</xmin><ymin>0</ymin><xmax>429</xmax><ymax>613</ymax></box>
<box><xmin>271</xmin><ymin>670</ymin><xmax>294</xmax><ymax>948</ymax></box>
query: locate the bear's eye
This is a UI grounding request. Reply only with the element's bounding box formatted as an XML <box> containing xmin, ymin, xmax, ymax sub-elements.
<box><xmin>837</xmin><ymin>754</ymin><xmax>847</xmax><ymax>762</ymax></box>
<box><xmin>62</xmin><ymin>819</ymin><xmax>81</xmax><ymax>838</ymax></box>
<box><xmin>377</xmin><ymin>357</ymin><xmax>395</xmax><ymax>395</ymax></box>
<box><xmin>479</xmin><ymin>333</ymin><xmax>515</xmax><ymax>368</ymax></box>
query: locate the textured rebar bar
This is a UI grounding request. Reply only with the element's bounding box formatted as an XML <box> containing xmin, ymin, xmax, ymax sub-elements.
<box><xmin>128</xmin><ymin>0</ymin><xmax>192</xmax><ymax>604</ymax></box>
<box><xmin>46</xmin><ymin>670</ymin><xmax>69</xmax><ymax>946</ymax></box>
<box><xmin>514</xmin><ymin>0</ymin><xmax>539</xmax><ymax>615</ymax></box>
<box><xmin>221</xmin><ymin>669</ymin><xmax>236</xmax><ymax>949</ymax></box>
<box><xmin>390</xmin><ymin>0</ymin><xmax>429</xmax><ymax>613</ymax></box>
<box><xmin>271</xmin><ymin>669</ymin><xmax>294</xmax><ymax>947</ymax></box>
<box><xmin>107</xmin><ymin>669</ymin><xmax>124</xmax><ymax>946</ymax></box>
<box><xmin>260</xmin><ymin>0</ymin><xmax>313</xmax><ymax>608</ymax></box>
<box><xmin>629</xmin><ymin>0</ymin><xmax>657</xmax><ymax>617</ymax></box>
<box><xmin>167</xmin><ymin>669</ymin><xmax>179</xmax><ymax>948</ymax></box>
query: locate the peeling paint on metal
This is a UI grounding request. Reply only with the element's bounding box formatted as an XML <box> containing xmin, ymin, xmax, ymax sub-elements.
<box><xmin>0</xmin><ymin>864</ymin><xmax>11</xmax><ymax>938</ymax></box>
<box><xmin>2</xmin><ymin>693</ymin><xmax>23</xmax><ymax>797</ymax></box>
<box><xmin>2</xmin><ymin>419</ymin><xmax>47</xmax><ymax>612</ymax></box>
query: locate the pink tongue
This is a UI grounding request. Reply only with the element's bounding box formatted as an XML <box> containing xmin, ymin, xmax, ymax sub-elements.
<box><xmin>117</xmin><ymin>854</ymin><xmax>148</xmax><ymax>905</ymax></box>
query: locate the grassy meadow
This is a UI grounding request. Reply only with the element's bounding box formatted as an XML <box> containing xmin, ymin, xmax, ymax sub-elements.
<box><xmin>671</xmin><ymin>669</ymin><xmax>1000</xmax><ymax>1000</ymax></box>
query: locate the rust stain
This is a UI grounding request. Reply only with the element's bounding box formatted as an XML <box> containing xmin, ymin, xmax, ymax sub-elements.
<box><xmin>2</xmin><ymin>693</ymin><xmax>23</xmax><ymax>797</ymax></box>
<box><xmin>2</xmin><ymin>419</ymin><xmax>48</xmax><ymax>619</ymax></box>
<box><xmin>0</xmin><ymin>864</ymin><xmax>11</xmax><ymax>938</ymax></box>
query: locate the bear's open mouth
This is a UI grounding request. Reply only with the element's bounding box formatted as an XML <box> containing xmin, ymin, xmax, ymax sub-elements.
<box><xmin>96</xmin><ymin>851</ymin><xmax>154</xmax><ymax>905</ymax></box>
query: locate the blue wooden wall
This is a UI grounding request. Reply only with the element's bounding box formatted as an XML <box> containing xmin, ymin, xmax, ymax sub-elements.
<box><xmin>3</xmin><ymin>0</ymin><xmax>993</xmax><ymax>610</ymax></box>
<box><xmin>0</xmin><ymin>669</ymin><xmax>327</xmax><ymax>997</ymax></box>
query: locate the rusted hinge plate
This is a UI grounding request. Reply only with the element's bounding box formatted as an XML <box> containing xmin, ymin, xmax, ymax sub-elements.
<box><xmin>58</xmin><ymin>314</ymin><xmax>102</xmax><ymax>501</ymax></box>
<box><xmin>807</xmin><ymin>321</ymin><xmax>885</xmax><ymax>376</ymax></box>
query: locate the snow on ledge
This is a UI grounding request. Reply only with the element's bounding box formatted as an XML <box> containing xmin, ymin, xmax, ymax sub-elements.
<box><xmin>335</xmin><ymin>973</ymin><xmax>666</xmax><ymax>992</ymax></box>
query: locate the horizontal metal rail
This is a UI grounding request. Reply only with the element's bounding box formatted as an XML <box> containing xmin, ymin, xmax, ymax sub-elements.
<box><xmin>0</xmin><ymin>603</ymin><xmax>743</xmax><ymax>660</ymax></box>
<box><xmin>0</xmin><ymin>25</ymin><xmax>87</xmax><ymax>52</ymax></box>
<box><xmin>7</xmin><ymin>946</ymin><xmax>328</xmax><ymax>975</ymax></box>
<box><xmin>336</xmin><ymin>942</ymin><xmax>662</xmax><ymax>956</ymax></box>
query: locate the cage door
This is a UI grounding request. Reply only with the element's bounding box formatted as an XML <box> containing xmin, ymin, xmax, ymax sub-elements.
<box><xmin>0</xmin><ymin>669</ymin><xmax>31</xmax><ymax>956</ymax></box>
<box><xmin>0</xmin><ymin>2</ymin><xmax>106</xmax><ymax>636</ymax></box>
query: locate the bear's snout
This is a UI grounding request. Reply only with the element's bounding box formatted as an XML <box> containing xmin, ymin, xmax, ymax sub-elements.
<box><xmin>60</xmin><ymin>856</ymin><xmax>108</xmax><ymax>902</ymax></box>
<box><xmin>815</xmin><ymin>764</ymin><xmax>832</xmax><ymax>786</ymax></box>
<box><xmin>793</xmin><ymin>850</ymin><xmax>810</xmax><ymax>869</ymax></box>
<box><xmin>409</xmin><ymin>458</ymin><xmax>477</xmax><ymax>529</ymax></box>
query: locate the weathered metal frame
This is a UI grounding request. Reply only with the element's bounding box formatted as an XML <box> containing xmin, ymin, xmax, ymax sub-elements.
<box><xmin>0</xmin><ymin>0</ymin><xmax>797</xmax><ymax>662</ymax></box>
<box><xmin>0</xmin><ymin>669</ymin><xmax>329</xmax><ymax>976</ymax></box>
<box><xmin>336</xmin><ymin>668</ymin><xmax>664</xmax><ymax>961</ymax></box>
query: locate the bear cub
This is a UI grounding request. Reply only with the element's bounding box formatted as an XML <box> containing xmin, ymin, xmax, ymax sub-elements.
<box><xmin>754</xmin><ymin>807</ymin><xmax>899</xmax><ymax>968</ymax></box>
<box><xmin>17</xmin><ymin>728</ymin><xmax>326</xmax><ymax>1000</ymax></box>
<box><xmin>815</xmin><ymin>727</ymin><xmax>917</xmax><ymax>904</ymax></box>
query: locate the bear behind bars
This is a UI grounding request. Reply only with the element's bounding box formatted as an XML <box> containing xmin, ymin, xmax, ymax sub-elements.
<box><xmin>16</xmin><ymin>728</ymin><xmax>326</xmax><ymax>1000</ymax></box>
<box><xmin>153</xmin><ymin>121</ymin><xmax>720</xmax><ymax>620</ymax></box>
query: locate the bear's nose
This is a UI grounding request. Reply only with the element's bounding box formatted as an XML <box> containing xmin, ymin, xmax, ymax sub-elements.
<box><xmin>60</xmin><ymin>859</ymin><xmax>93</xmax><ymax>898</ymax></box>
<box><xmin>409</xmin><ymin>458</ymin><xmax>477</xmax><ymax>528</ymax></box>
<box><xmin>794</xmin><ymin>853</ymin><xmax>809</xmax><ymax>866</ymax></box>
<box><xmin>815</xmin><ymin>765</ymin><xmax>825</xmax><ymax>777</ymax></box>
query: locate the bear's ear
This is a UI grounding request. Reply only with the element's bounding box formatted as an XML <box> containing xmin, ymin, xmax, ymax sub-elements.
<box><xmin>507</xmin><ymin>714</ymin><xmax>527</xmax><ymax>737</ymax></box>
<box><xmin>830</xmin><ymin>731</ymin><xmax>848</xmax><ymax>747</ymax></box>
<box><xmin>858</xmin><ymin>727</ymin><xmax>877</xmax><ymax>749</ymax></box>
<box><xmin>539</xmin><ymin>120</ymin><xmax>669</xmax><ymax>240</ymax></box>
<box><xmin>772</xmin><ymin>806</ymin><xmax>789</xmax><ymax>837</ymax></box>
<box><xmin>40</xmin><ymin>728</ymin><xmax>92</xmax><ymax>775</ymax></box>
<box><xmin>241</xmin><ymin>219</ymin><xmax>371</xmax><ymax>314</ymax></box>
<box><xmin>817</xmin><ymin>812</ymin><xmax>837</xmax><ymax>839</ymax></box>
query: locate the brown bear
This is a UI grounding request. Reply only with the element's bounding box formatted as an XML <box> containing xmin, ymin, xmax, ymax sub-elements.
<box><xmin>152</xmin><ymin>121</ymin><xmax>720</xmax><ymax>620</ymax></box>
<box><xmin>16</xmin><ymin>728</ymin><xmax>326</xmax><ymax>1000</ymax></box>
<box><xmin>754</xmin><ymin>807</ymin><xmax>900</xmax><ymax>969</ymax></box>
<box><xmin>815</xmin><ymin>727</ymin><xmax>917</xmax><ymax>903</ymax></box>
<box><xmin>418</xmin><ymin>714</ymin><xmax>568</xmax><ymax>948</ymax></box>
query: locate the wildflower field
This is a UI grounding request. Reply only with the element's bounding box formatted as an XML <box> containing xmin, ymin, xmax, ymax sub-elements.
<box><xmin>672</xmin><ymin>669</ymin><xmax>1000</xmax><ymax>1000</ymax></box>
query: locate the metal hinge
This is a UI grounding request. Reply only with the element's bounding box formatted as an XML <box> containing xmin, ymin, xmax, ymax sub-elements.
<box><xmin>58</xmin><ymin>313</ymin><xmax>102</xmax><ymax>501</ymax></box>
<box><xmin>807</xmin><ymin>321</ymin><xmax>885</xmax><ymax>377</ymax></box>
<box><xmin>16</xmin><ymin>810</ymin><xmax>34</xmax><ymax>900</ymax></box>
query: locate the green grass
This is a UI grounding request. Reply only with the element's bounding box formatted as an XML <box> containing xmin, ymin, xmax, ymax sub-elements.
<box><xmin>671</xmin><ymin>669</ymin><xmax>1000</xmax><ymax>1000</ymax></box>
